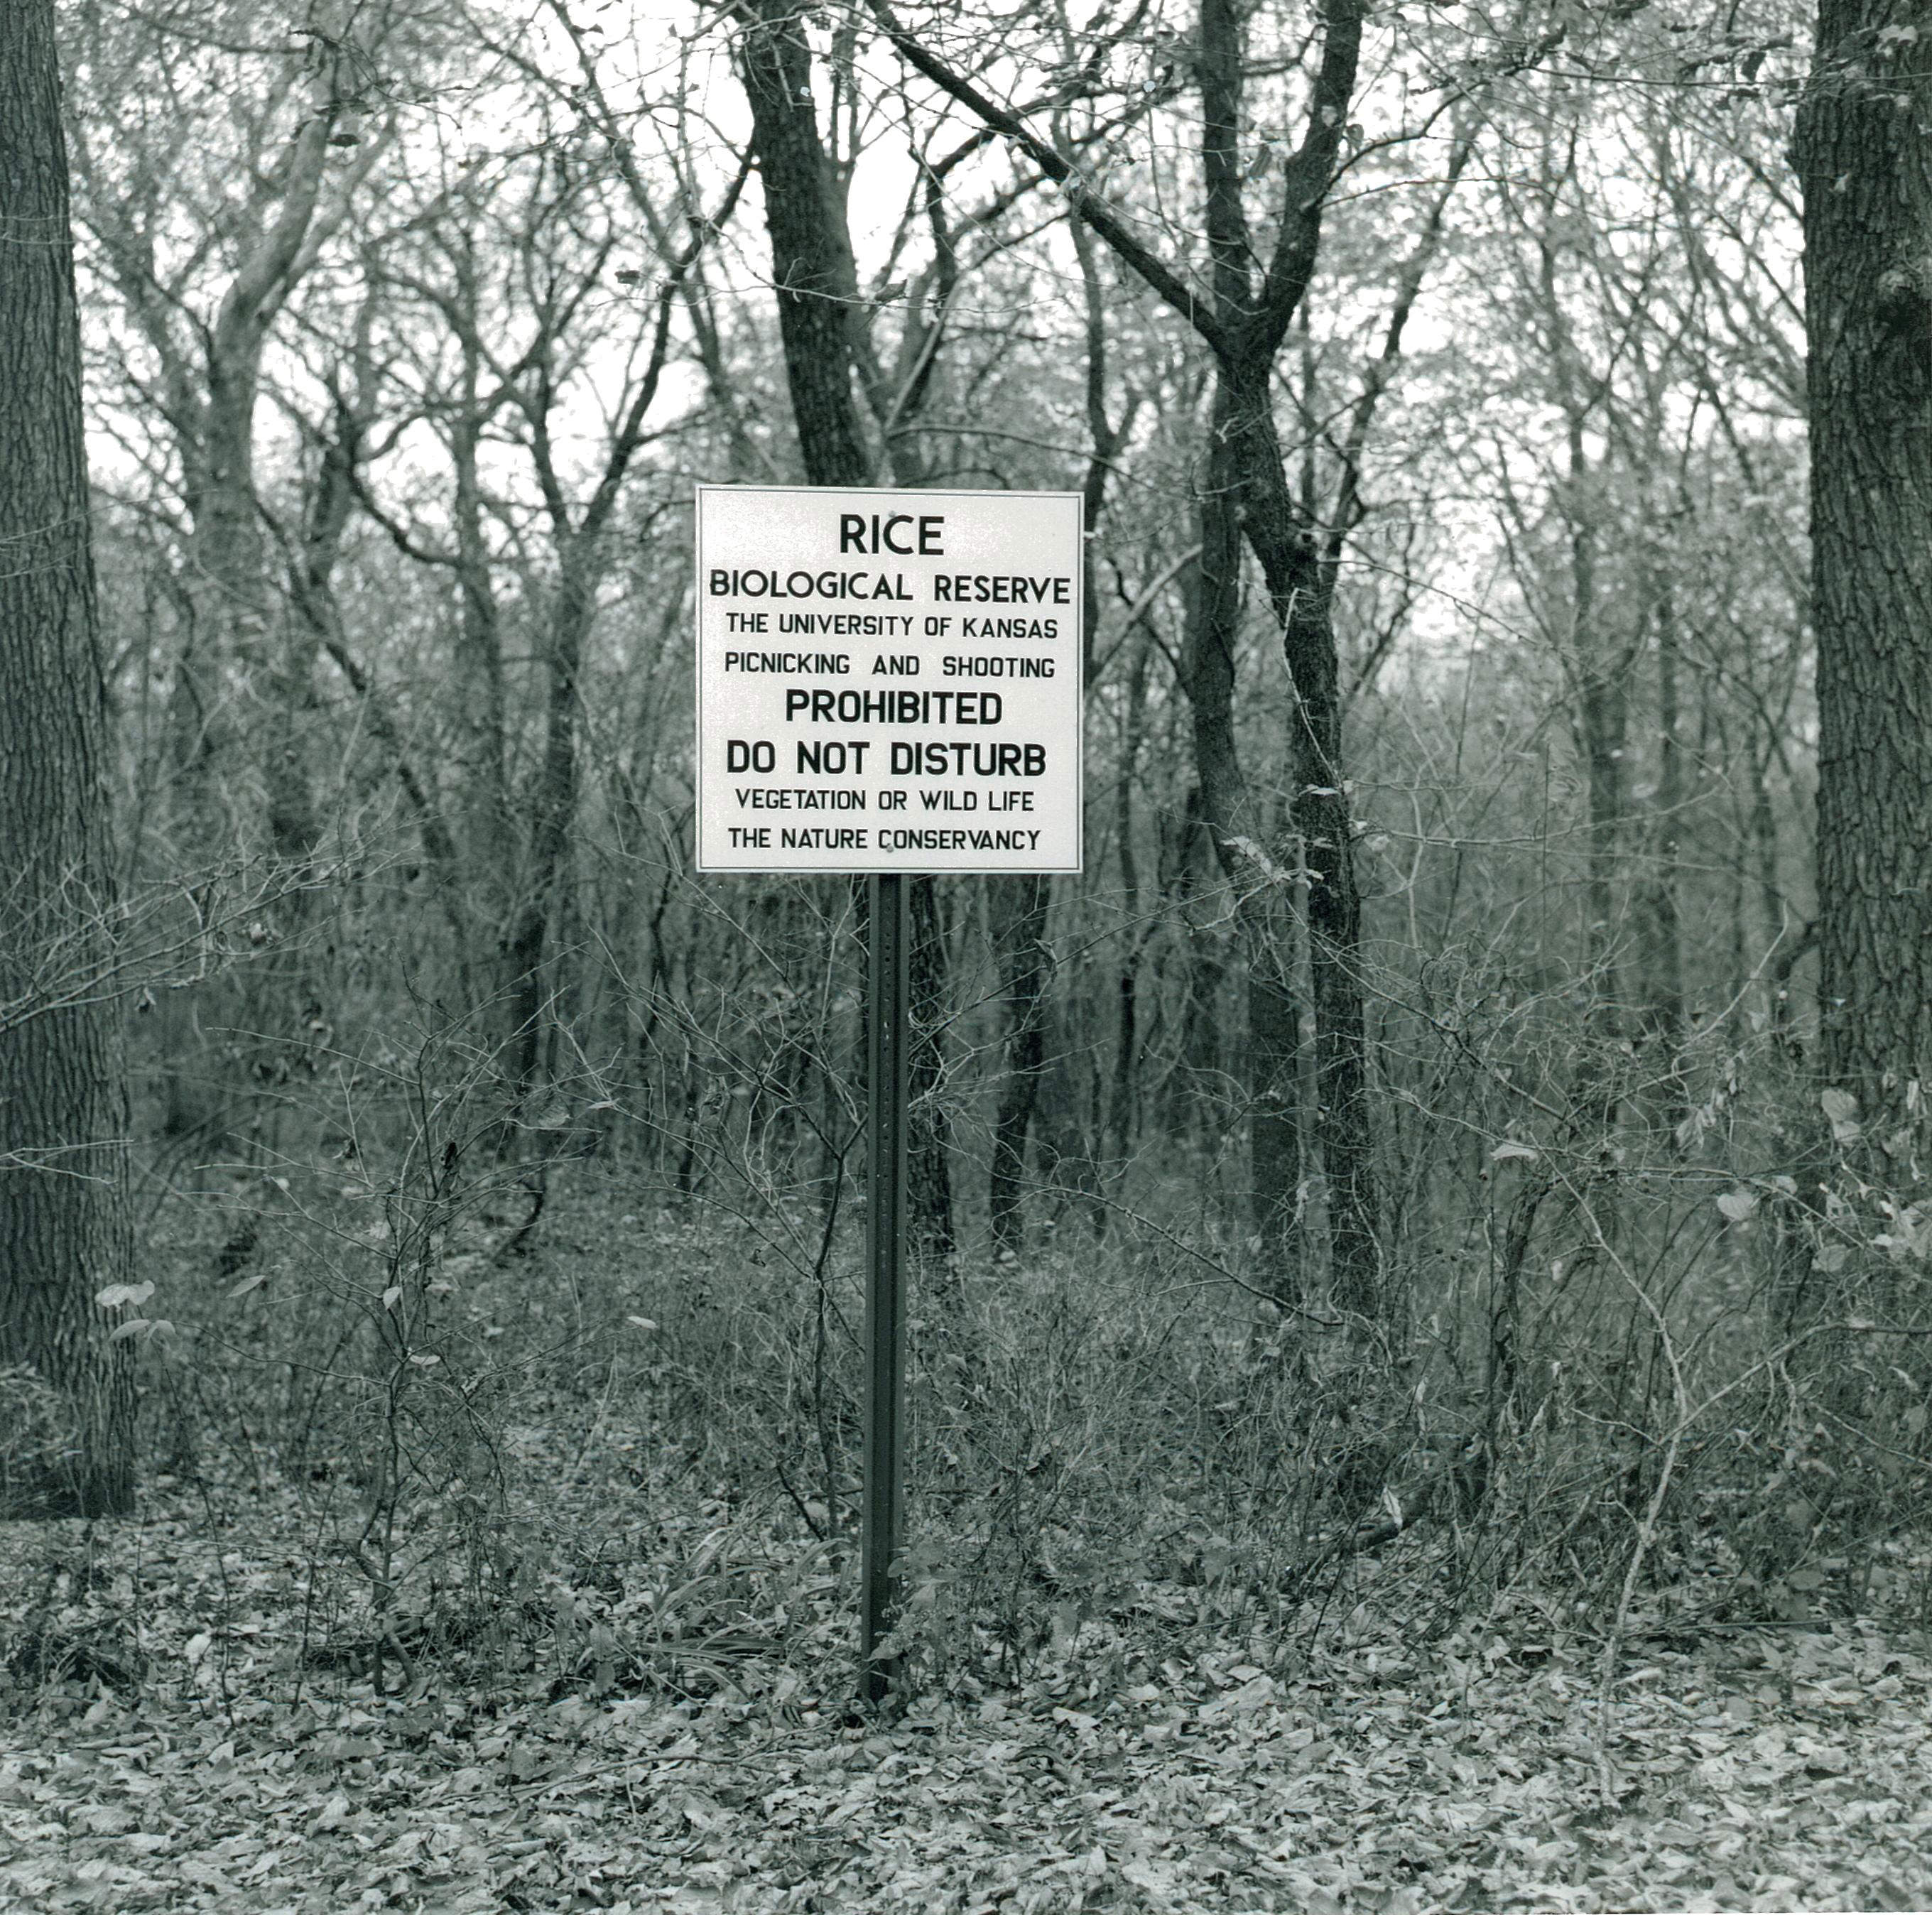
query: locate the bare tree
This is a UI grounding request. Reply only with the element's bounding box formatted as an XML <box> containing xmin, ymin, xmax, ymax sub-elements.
<box><xmin>867</xmin><ymin>0</ymin><xmax>1405</xmax><ymax>1322</ymax></box>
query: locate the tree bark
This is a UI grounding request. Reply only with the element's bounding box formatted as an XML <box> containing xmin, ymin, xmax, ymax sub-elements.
<box><xmin>1796</xmin><ymin>0</ymin><xmax>1932</xmax><ymax>1139</ymax></box>
<box><xmin>738</xmin><ymin>0</ymin><xmax>870</xmax><ymax>492</ymax></box>
<box><xmin>0</xmin><ymin>0</ymin><xmax>136</xmax><ymax>1517</ymax></box>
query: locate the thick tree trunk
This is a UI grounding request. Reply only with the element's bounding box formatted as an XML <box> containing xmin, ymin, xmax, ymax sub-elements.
<box><xmin>1558</xmin><ymin>425</ymin><xmax>1637</xmax><ymax>1132</ymax></box>
<box><xmin>1246</xmin><ymin>908</ymin><xmax>1304</xmax><ymax>1275</ymax></box>
<box><xmin>1796</xmin><ymin>0</ymin><xmax>1932</xmax><ymax>1138</ymax></box>
<box><xmin>0</xmin><ymin>0</ymin><xmax>136</xmax><ymax>1517</ymax></box>
<box><xmin>188</xmin><ymin>113</ymin><xmax>335</xmax><ymax>886</ymax></box>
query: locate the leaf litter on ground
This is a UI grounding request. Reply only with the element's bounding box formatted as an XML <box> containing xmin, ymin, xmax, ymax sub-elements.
<box><xmin>4</xmin><ymin>1480</ymin><xmax>1932</xmax><ymax>1914</ymax></box>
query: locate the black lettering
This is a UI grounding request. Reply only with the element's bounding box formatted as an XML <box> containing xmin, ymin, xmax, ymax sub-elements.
<box><xmin>725</xmin><ymin>739</ymin><xmax>774</xmax><ymax>774</ymax></box>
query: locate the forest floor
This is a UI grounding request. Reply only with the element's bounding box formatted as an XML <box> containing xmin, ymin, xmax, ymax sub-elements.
<box><xmin>4</xmin><ymin>1475</ymin><xmax>1931</xmax><ymax>1915</ymax></box>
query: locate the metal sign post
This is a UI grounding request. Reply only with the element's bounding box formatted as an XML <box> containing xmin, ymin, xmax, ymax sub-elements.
<box><xmin>860</xmin><ymin>872</ymin><xmax>909</xmax><ymax>1700</ymax></box>
<box><xmin>691</xmin><ymin>484</ymin><xmax>1082</xmax><ymax>1702</ymax></box>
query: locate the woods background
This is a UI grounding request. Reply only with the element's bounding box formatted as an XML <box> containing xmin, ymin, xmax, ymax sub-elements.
<box><xmin>4</xmin><ymin>0</ymin><xmax>1931</xmax><ymax>1708</ymax></box>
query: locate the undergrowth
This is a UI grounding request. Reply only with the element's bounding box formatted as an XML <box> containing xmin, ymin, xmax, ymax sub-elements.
<box><xmin>11</xmin><ymin>1123</ymin><xmax>1930</xmax><ymax>1724</ymax></box>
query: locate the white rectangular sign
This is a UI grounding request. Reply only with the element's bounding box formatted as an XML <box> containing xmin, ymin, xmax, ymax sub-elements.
<box><xmin>694</xmin><ymin>484</ymin><xmax>1083</xmax><ymax>874</ymax></box>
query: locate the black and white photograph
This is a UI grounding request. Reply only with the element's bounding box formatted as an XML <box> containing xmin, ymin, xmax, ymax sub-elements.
<box><xmin>3</xmin><ymin>0</ymin><xmax>1930</xmax><ymax>1908</ymax></box>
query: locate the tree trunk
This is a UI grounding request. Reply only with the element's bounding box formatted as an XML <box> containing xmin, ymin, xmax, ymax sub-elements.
<box><xmin>0</xmin><ymin>0</ymin><xmax>136</xmax><ymax>1517</ymax></box>
<box><xmin>907</xmin><ymin>876</ymin><xmax>954</xmax><ymax>1264</ymax></box>
<box><xmin>1216</xmin><ymin>354</ymin><xmax>1379</xmax><ymax>1324</ymax></box>
<box><xmin>989</xmin><ymin>877</ymin><xmax>1052</xmax><ymax>1252</ymax></box>
<box><xmin>1796</xmin><ymin>1</ymin><xmax>1932</xmax><ymax>1137</ymax></box>
<box><xmin>738</xmin><ymin>0</ymin><xmax>870</xmax><ymax>492</ymax></box>
<box><xmin>1573</xmin><ymin>515</ymin><xmax>1624</xmax><ymax>1034</ymax></box>
<box><xmin>1170</xmin><ymin>787</ymin><xmax>1228</xmax><ymax>1140</ymax></box>
<box><xmin>740</xmin><ymin>0</ymin><xmax>960</xmax><ymax>1250</ymax></box>
<box><xmin>1196</xmin><ymin>0</ymin><xmax>1376</xmax><ymax>1324</ymax></box>
<box><xmin>1181</xmin><ymin>386</ymin><xmax>1306</xmax><ymax>1286</ymax></box>
<box><xmin>1107</xmin><ymin>630</ymin><xmax>1152</xmax><ymax>1160</ymax></box>
<box><xmin>502</xmin><ymin>560</ymin><xmax>591</xmax><ymax>1102</ymax></box>
<box><xmin>1637</xmin><ymin>585</ymin><xmax>1686</xmax><ymax>1127</ymax></box>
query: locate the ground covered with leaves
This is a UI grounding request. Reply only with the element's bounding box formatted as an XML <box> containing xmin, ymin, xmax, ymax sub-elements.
<box><xmin>4</xmin><ymin>1479</ymin><xmax>1932</xmax><ymax>1915</ymax></box>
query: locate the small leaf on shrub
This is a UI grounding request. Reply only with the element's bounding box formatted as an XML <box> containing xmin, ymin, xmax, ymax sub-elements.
<box><xmin>628</xmin><ymin>1316</ymin><xmax>659</xmax><ymax>1332</ymax></box>
<box><xmin>382</xmin><ymin>1286</ymin><xmax>403</xmax><ymax>1309</ymax></box>
<box><xmin>1491</xmin><ymin>1140</ymin><xmax>1538</xmax><ymax>1162</ymax></box>
<box><xmin>1821</xmin><ymin>1086</ymin><xmax>1862</xmax><ymax>1144</ymax></box>
<box><xmin>1717</xmin><ymin>1190</ymin><xmax>1759</xmax><ymax>1222</ymax></box>
<box><xmin>229</xmin><ymin>1269</ymin><xmax>270</xmax><ymax>1299</ymax></box>
<box><xmin>97</xmin><ymin>1281</ymin><xmax>155</xmax><ymax>1310</ymax></box>
<box><xmin>110</xmin><ymin>1317</ymin><xmax>173</xmax><ymax>1342</ymax></box>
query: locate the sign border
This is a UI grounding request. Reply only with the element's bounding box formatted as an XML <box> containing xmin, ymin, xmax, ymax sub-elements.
<box><xmin>693</xmin><ymin>482</ymin><xmax>1084</xmax><ymax>876</ymax></box>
